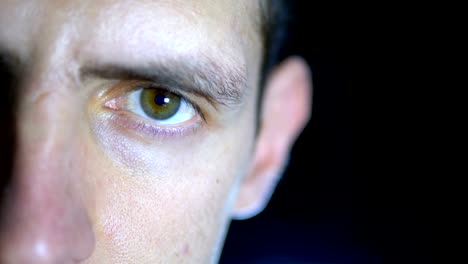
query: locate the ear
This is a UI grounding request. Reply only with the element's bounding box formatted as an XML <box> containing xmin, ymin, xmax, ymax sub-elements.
<box><xmin>232</xmin><ymin>56</ymin><xmax>312</xmax><ymax>220</ymax></box>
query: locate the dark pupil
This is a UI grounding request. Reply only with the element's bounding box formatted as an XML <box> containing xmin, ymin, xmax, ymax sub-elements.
<box><xmin>141</xmin><ymin>88</ymin><xmax>181</xmax><ymax>120</ymax></box>
<box><xmin>154</xmin><ymin>93</ymin><xmax>169</xmax><ymax>106</ymax></box>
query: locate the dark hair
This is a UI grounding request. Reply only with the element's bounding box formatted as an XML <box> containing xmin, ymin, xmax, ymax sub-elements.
<box><xmin>257</xmin><ymin>0</ymin><xmax>290</xmax><ymax>123</ymax></box>
<box><xmin>260</xmin><ymin>0</ymin><xmax>289</xmax><ymax>84</ymax></box>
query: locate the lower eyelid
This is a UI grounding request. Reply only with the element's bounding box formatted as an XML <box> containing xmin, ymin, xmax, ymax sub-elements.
<box><xmin>107</xmin><ymin>111</ymin><xmax>202</xmax><ymax>139</ymax></box>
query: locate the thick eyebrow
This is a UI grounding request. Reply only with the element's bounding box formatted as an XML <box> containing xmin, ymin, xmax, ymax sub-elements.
<box><xmin>81</xmin><ymin>58</ymin><xmax>247</xmax><ymax>108</ymax></box>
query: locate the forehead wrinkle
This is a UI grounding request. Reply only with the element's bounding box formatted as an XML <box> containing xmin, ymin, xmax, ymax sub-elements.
<box><xmin>82</xmin><ymin>1</ymin><xmax>245</xmax><ymax>61</ymax></box>
<box><xmin>76</xmin><ymin>0</ymin><xmax>253</xmax><ymax>100</ymax></box>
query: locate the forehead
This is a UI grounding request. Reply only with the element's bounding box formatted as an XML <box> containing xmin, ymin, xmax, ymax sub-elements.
<box><xmin>0</xmin><ymin>0</ymin><xmax>262</xmax><ymax>71</ymax></box>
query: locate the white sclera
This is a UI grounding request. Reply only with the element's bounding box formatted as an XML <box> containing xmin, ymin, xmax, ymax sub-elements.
<box><xmin>127</xmin><ymin>89</ymin><xmax>196</xmax><ymax>125</ymax></box>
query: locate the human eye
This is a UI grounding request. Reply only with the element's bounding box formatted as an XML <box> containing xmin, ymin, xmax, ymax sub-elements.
<box><xmin>127</xmin><ymin>87</ymin><xmax>196</xmax><ymax>124</ymax></box>
<box><xmin>101</xmin><ymin>81</ymin><xmax>202</xmax><ymax>137</ymax></box>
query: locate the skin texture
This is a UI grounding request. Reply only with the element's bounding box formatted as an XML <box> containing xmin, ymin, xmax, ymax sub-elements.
<box><xmin>0</xmin><ymin>0</ymin><xmax>311</xmax><ymax>263</ymax></box>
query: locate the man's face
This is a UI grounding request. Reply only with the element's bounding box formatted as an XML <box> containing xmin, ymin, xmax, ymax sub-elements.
<box><xmin>0</xmin><ymin>0</ymin><xmax>263</xmax><ymax>262</ymax></box>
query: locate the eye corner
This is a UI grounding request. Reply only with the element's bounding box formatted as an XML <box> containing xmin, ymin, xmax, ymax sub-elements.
<box><xmin>103</xmin><ymin>98</ymin><xmax>119</xmax><ymax>110</ymax></box>
<box><xmin>95</xmin><ymin>81</ymin><xmax>203</xmax><ymax>138</ymax></box>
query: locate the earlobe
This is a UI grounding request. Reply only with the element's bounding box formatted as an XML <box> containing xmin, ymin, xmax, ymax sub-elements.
<box><xmin>232</xmin><ymin>56</ymin><xmax>312</xmax><ymax>220</ymax></box>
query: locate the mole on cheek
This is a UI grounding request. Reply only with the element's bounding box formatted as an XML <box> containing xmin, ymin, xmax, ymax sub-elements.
<box><xmin>182</xmin><ymin>243</ymin><xmax>191</xmax><ymax>256</ymax></box>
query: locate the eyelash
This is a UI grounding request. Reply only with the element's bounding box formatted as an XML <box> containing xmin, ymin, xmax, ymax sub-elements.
<box><xmin>102</xmin><ymin>81</ymin><xmax>204</xmax><ymax>138</ymax></box>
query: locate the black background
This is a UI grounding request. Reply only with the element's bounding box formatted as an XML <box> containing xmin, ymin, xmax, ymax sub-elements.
<box><xmin>220</xmin><ymin>1</ymin><xmax>432</xmax><ymax>264</ymax></box>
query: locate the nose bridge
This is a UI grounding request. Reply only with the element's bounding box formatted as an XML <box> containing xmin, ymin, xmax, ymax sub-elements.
<box><xmin>21</xmin><ymin>88</ymin><xmax>74</xmax><ymax>181</ymax></box>
<box><xmin>0</xmin><ymin>75</ymin><xmax>95</xmax><ymax>262</ymax></box>
<box><xmin>15</xmin><ymin>74</ymin><xmax>79</xmax><ymax>187</ymax></box>
<box><xmin>19</xmin><ymin>78</ymin><xmax>75</xmax><ymax>153</ymax></box>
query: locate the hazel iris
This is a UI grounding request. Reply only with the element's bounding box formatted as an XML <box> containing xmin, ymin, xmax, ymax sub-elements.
<box><xmin>140</xmin><ymin>88</ymin><xmax>181</xmax><ymax>120</ymax></box>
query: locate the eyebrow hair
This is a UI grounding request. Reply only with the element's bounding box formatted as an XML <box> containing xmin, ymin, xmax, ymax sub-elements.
<box><xmin>81</xmin><ymin>58</ymin><xmax>247</xmax><ymax>108</ymax></box>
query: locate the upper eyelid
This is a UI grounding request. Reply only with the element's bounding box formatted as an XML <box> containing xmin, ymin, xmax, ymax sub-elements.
<box><xmin>110</xmin><ymin>81</ymin><xmax>207</xmax><ymax>122</ymax></box>
<box><xmin>98</xmin><ymin>71</ymin><xmax>219</xmax><ymax>112</ymax></box>
<box><xmin>80</xmin><ymin>61</ymin><xmax>247</xmax><ymax>109</ymax></box>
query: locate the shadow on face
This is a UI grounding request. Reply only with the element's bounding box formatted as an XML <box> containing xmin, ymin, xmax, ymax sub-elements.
<box><xmin>0</xmin><ymin>56</ymin><xmax>16</xmax><ymax>196</ymax></box>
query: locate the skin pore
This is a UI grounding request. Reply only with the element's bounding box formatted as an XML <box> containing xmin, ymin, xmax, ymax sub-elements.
<box><xmin>0</xmin><ymin>0</ymin><xmax>311</xmax><ymax>263</ymax></box>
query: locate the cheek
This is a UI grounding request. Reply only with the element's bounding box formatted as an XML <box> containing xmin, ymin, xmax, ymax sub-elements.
<box><xmin>85</xmin><ymin>112</ymin><xmax>255</xmax><ymax>262</ymax></box>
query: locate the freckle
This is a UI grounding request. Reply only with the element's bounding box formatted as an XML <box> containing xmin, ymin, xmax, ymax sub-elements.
<box><xmin>216</xmin><ymin>178</ymin><xmax>219</xmax><ymax>184</ymax></box>
<box><xmin>183</xmin><ymin>243</ymin><xmax>191</xmax><ymax>256</ymax></box>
